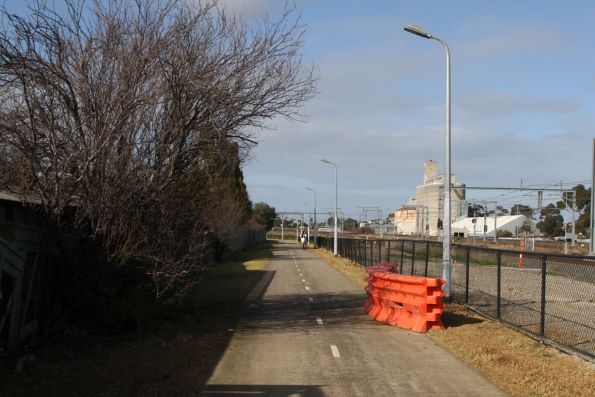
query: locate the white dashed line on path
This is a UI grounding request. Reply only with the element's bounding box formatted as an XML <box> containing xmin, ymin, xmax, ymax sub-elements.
<box><xmin>305</xmin><ymin>286</ymin><xmax>310</xmax><ymax>291</ymax></box>
<box><xmin>330</xmin><ymin>345</ymin><xmax>341</xmax><ymax>358</ymax></box>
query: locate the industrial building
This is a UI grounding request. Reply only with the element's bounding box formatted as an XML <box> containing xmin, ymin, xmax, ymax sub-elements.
<box><xmin>393</xmin><ymin>161</ymin><xmax>539</xmax><ymax>238</ymax></box>
<box><xmin>394</xmin><ymin>160</ymin><xmax>466</xmax><ymax>236</ymax></box>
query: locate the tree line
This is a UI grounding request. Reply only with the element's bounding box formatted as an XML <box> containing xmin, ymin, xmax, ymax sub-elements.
<box><xmin>0</xmin><ymin>0</ymin><xmax>314</xmax><ymax>305</ymax></box>
<box><xmin>467</xmin><ymin>184</ymin><xmax>591</xmax><ymax>238</ymax></box>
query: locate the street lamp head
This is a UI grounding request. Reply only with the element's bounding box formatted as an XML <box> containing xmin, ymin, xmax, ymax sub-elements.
<box><xmin>320</xmin><ymin>158</ymin><xmax>331</xmax><ymax>165</ymax></box>
<box><xmin>404</xmin><ymin>24</ymin><xmax>432</xmax><ymax>39</ymax></box>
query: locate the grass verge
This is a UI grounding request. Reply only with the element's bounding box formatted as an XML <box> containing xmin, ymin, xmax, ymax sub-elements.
<box><xmin>311</xmin><ymin>246</ymin><xmax>595</xmax><ymax>397</ymax></box>
<box><xmin>0</xmin><ymin>242</ymin><xmax>272</xmax><ymax>397</ymax></box>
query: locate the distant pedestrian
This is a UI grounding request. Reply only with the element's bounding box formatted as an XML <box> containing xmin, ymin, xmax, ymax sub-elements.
<box><xmin>301</xmin><ymin>233</ymin><xmax>307</xmax><ymax>249</ymax></box>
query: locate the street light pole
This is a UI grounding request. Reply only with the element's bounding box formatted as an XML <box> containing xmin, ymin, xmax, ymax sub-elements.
<box><xmin>321</xmin><ymin>159</ymin><xmax>338</xmax><ymax>256</ymax></box>
<box><xmin>405</xmin><ymin>24</ymin><xmax>452</xmax><ymax>298</ymax></box>
<box><xmin>302</xmin><ymin>201</ymin><xmax>311</xmax><ymax>243</ymax></box>
<box><xmin>306</xmin><ymin>187</ymin><xmax>317</xmax><ymax>247</ymax></box>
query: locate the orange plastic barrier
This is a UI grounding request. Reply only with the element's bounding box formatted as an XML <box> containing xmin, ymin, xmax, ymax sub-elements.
<box><xmin>365</xmin><ymin>266</ymin><xmax>444</xmax><ymax>332</ymax></box>
<box><xmin>365</xmin><ymin>261</ymin><xmax>396</xmax><ymax>274</ymax></box>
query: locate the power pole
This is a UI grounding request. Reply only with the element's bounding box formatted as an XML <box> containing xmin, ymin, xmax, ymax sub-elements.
<box><xmin>561</xmin><ymin>184</ymin><xmax>577</xmax><ymax>245</ymax></box>
<box><xmin>571</xmin><ymin>191</ymin><xmax>577</xmax><ymax>246</ymax></box>
<box><xmin>483</xmin><ymin>204</ymin><xmax>487</xmax><ymax>241</ymax></box>
<box><xmin>493</xmin><ymin>202</ymin><xmax>497</xmax><ymax>243</ymax></box>
<box><xmin>537</xmin><ymin>190</ymin><xmax>543</xmax><ymax>214</ymax></box>
<box><xmin>591</xmin><ymin>138</ymin><xmax>595</xmax><ymax>254</ymax></box>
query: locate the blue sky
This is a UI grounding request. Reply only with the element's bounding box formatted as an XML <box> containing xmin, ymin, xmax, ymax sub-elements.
<box><xmin>4</xmin><ymin>1</ymin><xmax>595</xmax><ymax>221</ymax></box>
<box><xmin>233</xmin><ymin>0</ymin><xmax>595</xmax><ymax>220</ymax></box>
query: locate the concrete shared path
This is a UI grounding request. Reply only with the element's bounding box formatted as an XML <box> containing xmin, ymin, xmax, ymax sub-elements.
<box><xmin>202</xmin><ymin>241</ymin><xmax>508</xmax><ymax>396</ymax></box>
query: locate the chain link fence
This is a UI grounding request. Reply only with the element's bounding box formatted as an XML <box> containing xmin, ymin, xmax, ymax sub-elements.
<box><xmin>317</xmin><ymin>236</ymin><xmax>595</xmax><ymax>360</ymax></box>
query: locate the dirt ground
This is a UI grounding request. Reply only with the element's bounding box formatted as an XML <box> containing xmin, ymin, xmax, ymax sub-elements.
<box><xmin>312</xmin><ymin>246</ymin><xmax>595</xmax><ymax>397</ymax></box>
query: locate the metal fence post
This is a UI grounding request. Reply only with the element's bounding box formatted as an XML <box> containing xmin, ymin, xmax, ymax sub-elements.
<box><xmin>411</xmin><ymin>241</ymin><xmax>416</xmax><ymax>275</ymax></box>
<box><xmin>358</xmin><ymin>240</ymin><xmax>362</xmax><ymax>265</ymax></box>
<box><xmin>540</xmin><ymin>255</ymin><xmax>547</xmax><ymax>337</ymax></box>
<box><xmin>424</xmin><ymin>241</ymin><xmax>430</xmax><ymax>277</ymax></box>
<box><xmin>465</xmin><ymin>246</ymin><xmax>470</xmax><ymax>305</ymax></box>
<box><xmin>399</xmin><ymin>241</ymin><xmax>405</xmax><ymax>274</ymax></box>
<box><xmin>386</xmin><ymin>240</ymin><xmax>391</xmax><ymax>262</ymax></box>
<box><xmin>363</xmin><ymin>240</ymin><xmax>366</xmax><ymax>266</ymax></box>
<box><xmin>345</xmin><ymin>238</ymin><xmax>349</xmax><ymax>259</ymax></box>
<box><xmin>370</xmin><ymin>240</ymin><xmax>374</xmax><ymax>266</ymax></box>
<box><xmin>374</xmin><ymin>240</ymin><xmax>377</xmax><ymax>263</ymax></box>
<box><xmin>496</xmin><ymin>250</ymin><xmax>501</xmax><ymax>319</ymax></box>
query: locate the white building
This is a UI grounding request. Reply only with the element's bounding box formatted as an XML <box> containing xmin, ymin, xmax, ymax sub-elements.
<box><xmin>451</xmin><ymin>215</ymin><xmax>534</xmax><ymax>238</ymax></box>
<box><xmin>394</xmin><ymin>160</ymin><xmax>466</xmax><ymax>236</ymax></box>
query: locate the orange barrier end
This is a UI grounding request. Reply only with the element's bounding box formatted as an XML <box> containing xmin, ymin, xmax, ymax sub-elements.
<box><xmin>364</xmin><ymin>264</ymin><xmax>444</xmax><ymax>333</ymax></box>
<box><xmin>365</xmin><ymin>261</ymin><xmax>397</xmax><ymax>274</ymax></box>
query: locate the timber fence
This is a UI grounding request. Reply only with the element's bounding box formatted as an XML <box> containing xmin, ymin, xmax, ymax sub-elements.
<box><xmin>1</xmin><ymin>224</ymin><xmax>267</xmax><ymax>353</ymax></box>
<box><xmin>316</xmin><ymin>236</ymin><xmax>595</xmax><ymax>360</ymax></box>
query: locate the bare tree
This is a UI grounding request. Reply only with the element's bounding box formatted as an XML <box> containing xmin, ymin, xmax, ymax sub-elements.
<box><xmin>0</xmin><ymin>0</ymin><xmax>315</xmax><ymax>296</ymax></box>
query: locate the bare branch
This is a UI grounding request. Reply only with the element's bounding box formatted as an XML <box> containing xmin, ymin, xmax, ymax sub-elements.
<box><xmin>0</xmin><ymin>0</ymin><xmax>315</xmax><ymax>296</ymax></box>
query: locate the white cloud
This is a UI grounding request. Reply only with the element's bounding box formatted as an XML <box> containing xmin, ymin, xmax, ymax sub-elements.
<box><xmin>214</xmin><ymin>0</ymin><xmax>277</xmax><ymax>17</ymax></box>
<box><xmin>458</xmin><ymin>26</ymin><xmax>565</xmax><ymax>61</ymax></box>
<box><xmin>459</xmin><ymin>91</ymin><xmax>580</xmax><ymax>117</ymax></box>
<box><xmin>242</xmin><ymin>5</ymin><xmax>595</xmax><ymax>218</ymax></box>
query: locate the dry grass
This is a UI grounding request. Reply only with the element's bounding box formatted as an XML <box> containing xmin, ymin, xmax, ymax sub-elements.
<box><xmin>429</xmin><ymin>305</ymin><xmax>595</xmax><ymax>397</ymax></box>
<box><xmin>4</xmin><ymin>242</ymin><xmax>592</xmax><ymax>397</ymax></box>
<box><xmin>310</xmin><ymin>247</ymin><xmax>595</xmax><ymax>397</ymax></box>
<box><xmin>0</xmin><ymin>243</ymin><xmax>271</xmax><ymax>397</ymax></box>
